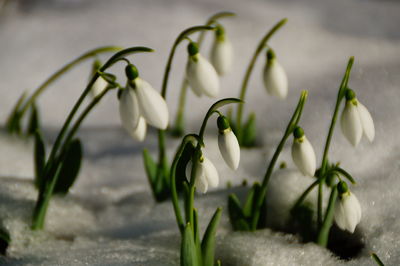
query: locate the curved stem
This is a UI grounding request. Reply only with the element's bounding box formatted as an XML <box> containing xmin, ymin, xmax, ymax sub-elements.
<box><xmin>19</xmin><ymin>46</ymin><xmax>122</xmax><ymax>117</ymax></box>
<box><xmin>291</xmin><ymin>179</ymin><xmax>319</xmax><ymax>211</ymax></box>
<box><xmin>316</xmin><ymin>186</ymin><xmax>338</xmax><ymax>247</ymax></box>
<box><xmin>157</xmin><ymin>25</ymin><xmax>214</xmax><ymax>176</ymax></box>
<box><xmin>173</xmin><ymin>12</ymin><xmax>235</xmax><ymax>135</ymax></box>
<box><xmin>235</xmin><ymin>18</ymin><xmax>287</xmax><ymax>141</ymax></box>
<box><xmin>250</xmin><ymin>90</ymin><xmax>307</xmax><ymax>230</ymax></box>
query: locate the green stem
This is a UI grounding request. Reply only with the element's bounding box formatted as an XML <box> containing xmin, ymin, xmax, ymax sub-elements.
<box><xmin>371</xmin><ymin>253</ymin><xmax>385</xmax><ymax>266</ymax></box>
<box><xmin>317</xmin><ymin>180</ymin><xmax>324</xmax><ymax>228</ymax></box>
<box><xmin>235</xmin><ymin>18</ymin><xmax>287</xmax><ymax>141</ymax></box>
<box><xmin>18</xmin><ymin>46</ymin><xmax>122</xmax><ymax>117</ymax></box>
<box><xmin>157</xmin><ymin>25</ymin><xmax>214</xmax><ymax>178</ymax></box>
<box><xmin>250</xmin><ymin>90</ymin><xmax>307</xmax><ymax>230</ymax></box>
<box><xmin>172</xmin><ymin>12</ymin><xmax>235</xmax><ymax>135</ymax></box>
<box><xmin>31</xmin><ymin>47</ymin><xmax>153</xmax><ymax>230</ymax></box>
<box><xmin>291</xmin><ymin>179</ymin><xmax>319</xmax><ymax>212</ymax></box>
<box><xmin>316</xmin><ymin>186</ymin><xmax>338</xmax><ymax>247</ymax></box>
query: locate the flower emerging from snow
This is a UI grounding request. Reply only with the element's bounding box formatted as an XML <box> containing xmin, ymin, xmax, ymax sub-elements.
<box><xmin>291</xmin><ymin>127</ymin><xmax>316</xmax><ymax>177</ymax></box>
<box><xmin>90</xmin><ymin>60</ymin><xmax>109</xmax><ymax>98</ymax></box>
<box><xmin>186</xmin><ymin>155</ymin><xmax>219</xmax><ymax>193</ymax></box>
<box><xmin>119</xmin><ymin>64</ymin><xmax>169</xmax><ymax>141</ymax></box>
<box><xmin>263</xmin><ymin>49</ymin><xmax>288</xmax><ymax>99</ymax></box>
<box><xmin>186</xmin><ymin>42</ymin><xmax>220</xmax><ymax>97</ymax></box>
<box><xmin>210</xmin><ymin>26</ymin><xmax>233</xmax><ymax>76</ymax></box>
<box><xmin>340</xmin><ymin>89</ymin><xmax>375</xmax><ymax>147</ymax></box>
<box><xmin>334</xmin><ymin>181</ymin><xmax>362</xmax><ymax>233</ymax></box>
<box><xmin>217</xmin><ymin>115</ymin><xmax>240</xmax><ymax>170</ymax></box>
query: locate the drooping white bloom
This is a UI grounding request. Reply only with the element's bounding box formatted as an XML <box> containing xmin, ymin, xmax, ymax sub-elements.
<box><xmin>334</xmin><ymin>191</ymin><xmax>362</xmax><ymax>233</ymax></box>
<box><xmin>291</xmin><ymin>127</ymin><xmax>316</xmax><ymax>177</ymax></box>
<box><xmin>340</xmin><ymin>91</ymin><xmax>374</xmax><ymax>146</ymax></box>
<box><xmin>210</xmin><ymin>36</ymin><xmax>233</xmax><ymax>76</ymax></box>
<box><xmin>186</xmin><ymin>52</ymin><xmax>220</xmax><ymax>97</ymax></box>
<box><xmin>263</xmin><ymin>53</ymin><xmax>288</xmax><ymax>99</ymax></box>
<box><xmin>91</xmin><ymin>76</ymin><xmax>108</xmax><ymax>98</ymax></box>
<box><xmin>128</xmin><ymin>116</ymin><xmax>147</xmax><ymax>142</ymax></box>
<box><xmin>134</xmin><ymin>78</ymin><xmax>169</xmax><ymax>130</ymax></box>
<box><xmin>186</xmin><ymin>156</ymin><xmax>219</xmax><ymax>193</ymax></box>
<box><xmin>217</xmin><ymin>116</ymin><xmax>240</xmax><ymax>170</ymax></box>
<box><xmin>119</xmin><ymin>87</ymin><xmax>140</xmax><ymax>135</ymax></box>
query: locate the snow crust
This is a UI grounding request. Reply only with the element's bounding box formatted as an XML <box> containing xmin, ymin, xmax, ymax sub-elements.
<box><xmin>0</xmin><ymin>0</ymin><xmax>399</xmax><ymax>265</ymax></box>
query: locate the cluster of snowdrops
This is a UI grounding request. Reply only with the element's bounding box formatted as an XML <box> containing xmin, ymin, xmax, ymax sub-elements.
<box><xmin>2</xmin><ymin>12</ymin><xmax>381</xmax><ymax>265</ymax></box>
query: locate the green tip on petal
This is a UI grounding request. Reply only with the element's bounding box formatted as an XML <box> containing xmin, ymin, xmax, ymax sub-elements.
<box><xmin>217</xmin><ymin>115</ymin><xmax>230</xmax><ymax>131</ymax></box>
<box><xmin>293</xmin><ymin>126</ymin><xmax>304</xmax><ymax>139</ymax></box>
<box><xmin>345</xmin><ymin>88</ymin><xmax>356</xmax><ymax>101</ymax></box>
<box><xmin>337</xmin><ymin>180</ymin><xmax>349</xmax><ymax>195</ymax></box>
<box><xmin>187</xmin><ymin>42</ymin><xmax>199</xmax><ymax>56</ymax></box>
<box><xmin>125</xmin><ymin>64</ymin><xmax>139</xmax><ymax>80</ymax></box>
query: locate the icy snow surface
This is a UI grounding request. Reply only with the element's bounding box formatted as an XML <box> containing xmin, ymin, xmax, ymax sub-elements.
<box><xmin>0</xmin><ymin>0</ymin><xmax>399</xmax><ymax>265</ymax></box>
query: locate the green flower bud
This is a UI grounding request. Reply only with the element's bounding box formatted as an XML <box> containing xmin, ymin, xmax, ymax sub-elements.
<box><xmin>337</xmin><ymin>181</ymin><xmax>349</xmax><ymax>195</ymax></box>
<box><xmin>293</xmin><ymin>126</ymin><xmax>305</xmax><ymax>139</ymax></box>
<box><xmin>326</xmin><ymin>172</ymin><xmax>339</xmax><ymax>187</ymax></box>
<box><xmin>125</xmin><ymin>64</ymin><xmax>139</xmax><ymax>81</ymax></box>
<box><xmin>267</xmin><ymin>49</ymin><xmax>276</xmax><ymax>61</ymax></box>
<box><xmin>345</xmin><ymin>88</ymin><xmax>356</xmax><ymax>101</ymax></box>
<box><xmin>187</xmin><ymin>42</ymin><xmax>199</xmax><ymax>56</ymax></box>
<box><xmin>217</xmin><ymin>115</ymin><xmax>230</xmax><ymax>132</ymax></box>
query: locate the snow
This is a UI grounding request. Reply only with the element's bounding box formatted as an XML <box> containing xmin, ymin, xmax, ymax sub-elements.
<box><xmin>0</xmin><ymin>0</ymin><xmax>399</xmax><ymax>265</ymax></box>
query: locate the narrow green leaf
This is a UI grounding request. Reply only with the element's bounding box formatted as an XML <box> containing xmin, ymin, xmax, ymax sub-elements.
<box><xmin>242</xmin><ymin>113</ymin><xmax>256</xmax><ymax>147</ymax></box>
<box><xmin>5</xmin><ymin>91</ymin><xmax>27</xmax><ymax>134</ymax></box>
<box><xmin>181</xmin><ymin>223</ymin><xmax>199</xmax><ymax>266</ymax></box>
<box><xmin>27</xmin><ymin>102</ymin><xmax>40</xmax><ymax>136</ymax></box>
<box><xmin>53</xmin><ymin>139</ymin><xmax>83</xmax><ymax>195</ymax></box>
<box><xmin>201</xmin><ymin>208</ymin><xmax>222</xmax><ymax>266</ymax></box>
<box><xmin>228</xmin><ymin>193</ymin><xmax>250</xmax><ymax>231</ymax></box>
<box><xmin>34</xmin><ymin>130</ymin><xmax>46</xmax><ymax>190</ymax></box>
<box><xmin>0</xmin><ymin>223</ymin><xmax>10</xmax><ymax>256</ymax></box>
<box><xmin>371</xmin><ymin>253</ymin><xmax>385</xmax><ymax>266</ymax></box>
<box><xmin>243</xmin><ymin>183</ymin><xmax>260</xmax><ymax>217</ymax></box>
<box><xmin>193</xmin><ymin>209</ymin><xmax>202</xmax><ymax>266</ymax></box>
<box><xmin>333</xmin><ymin>167</ymin><xmax>356</xmax><ymax>184</ymax></box>
<box><xmin>142</xmin><ymin>149</ymin><xmax>158</xmax><ymax>188</ymax></box>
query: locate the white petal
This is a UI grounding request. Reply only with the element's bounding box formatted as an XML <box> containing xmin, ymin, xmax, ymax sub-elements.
<box><xmin>186</xmin><ymin>54</ymin><xmax>220</xmax><ymax>98</ymax></box>
<box><xmin>210</xmin><ymin>38</ymin><xmax>233</xmax><ymax>76</ymax></box>
<box><xmin>357</xmin><ymin>102</ymin><xmax>375</xmax><ymax>142</ymax></box>
<box><xmin>91</xmin><ymin>76</ymin><xmax>108</xmax><ymax>98</ymax></box>
<box><xmin>291</xmin><ymin>136</ymin><xmax>316</xmax><ymax>176</ymax></box>
<box><xmin>202</xmin><ymin>157</ymin><xmax>219</xmax><ymax>188</ymax></box>
<box><xmin>341</xmin><ymin>101</ymin><xmax>363</xmax><ymax>147</ymax></box>
<box><xmin>135</xmin><ymin>78</ymin><xmax>169</xmax><ymax>130</ymax></box>
<box><xmin>263</xmin><ymin>60</ymin><xmax>288</xmax><ymax>99</ymax></box>
<box><xmin>335</xmin><ymin>193</ymin><xmax>361</xmax><ymax>233</ymax></box>
<box><xmin>218</xmin><ymin>130</ymin><xmax>240</xmax><ymax>170</ymax></box>
<box><xmin>129</xmin><ymin>116</ymin><xmax>147</xmax><ymax>142</ymax></box>
<box><xmin>186</xmin><ymin>160</ymin><xmax>208</xmax><ymax>193</ymax></box>
<box><xmin>119</xmin><ymin>88</ymin><xmax>140</xmax><ymax>134</ymax></box>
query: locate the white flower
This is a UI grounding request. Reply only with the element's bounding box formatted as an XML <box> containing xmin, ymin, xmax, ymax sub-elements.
<box><xmin>186</xmin><ymin>156</ymin><xmax>219</xmax><ymax>193</ymax></box>
<box><xmin>210</xmin><ymin>35</ymin><xmax>233</xmax><ymax>76</ymax></box>
<box><xmin>334</xmin><ymin>191</ymin><xmax>362</xmax><ymax>233</ymax></box>
<box><xmin>186</xmin><ymin>43</ymin><xmax>220</xmax><ymax>98</ymax></box>
<box><xmin>134</xmin><ymin>78</ymin><xmax>169</xmax><ymax>130</ymax></box>
<box><xmin>119</xmin><ymin>87</ymin><xmax>140</xmax><ymax>135</ymax></box>
<box><xmin>291</xmin><ymin>127</ymin><xmax>316</xmax><ymax>177</ymax></box>
<box><xmin>340</xmin><ymin>91</ymin><xmax>374</xmax><ymax>147</ymax></box>
<box><xmin>263</xmin><ymin>51</ymin><xmax>288</xmax><ymax>99</ymax></box>
<box><xmin>91</xmin><ymin>76</ymin><xmax>108</xmax><ymax>98</ymax></box>
<box><xmin>129</xmin><ymin>116</ymin><xmax>147</xmax><ymax>142</ymax></box>
<box><xmin>217</xmin><ymin>116</ymin><xmax>240</xmax><ymax>170</ymax></box>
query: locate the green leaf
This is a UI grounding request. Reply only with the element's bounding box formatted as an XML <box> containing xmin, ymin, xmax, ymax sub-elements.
<box><xmin>333</xmin><ymin>167</ymin><xmax>356</xmax><ymax>184</ymax></box>
<box><xmin>228</xmin><ymin>194</ymin><xmax>249</xmax><ymax>231</ymax></box>
<box><xmin>34</xmin><ymin>130</ymin><xmax>46</xmax><ymax>190</ymax></box>
<box><xmin>242</xmin><ymin>113</ymin><xmax>256</xmax><ymax>147</ymax></box>
<box><xmin>143</xmin><ymin>149</ymin><xmax>158</xmax><ymax>189</ymax></box>
<box><xmin>5</xmin><ymin>91</ymin><xmax>27</xmax><ymax>134</ymax></box>
<box><xmin>53</xmin><ymin>139</ymin><xmax>82</xmax><ymax>195</ymax></box>
<box><xmin>27</xmin><ymin>102</ymin><xmax>40</xmax><ymax>136</ymax></box>
<box><xmin>243</xmin><ymin>182</ymin><xmax>260</xmax><ymax>217</ymax></box>
<box><xmin>201</xmin><ymin>208</ymin><xmax>222</xmax><ymax>266</ymax></box>
<box><xmin>0</xmin><ymin>223</ymin><xmax>10</xmax><ymax>256</ymax></box>
<box><xmin>193</xmin><ymin>209</ymin><xmax>202</xmax><ymax>266</ymax></box>
<box><xmin>181</xmin><ymin>223</ymin><xmax>199</xmax><ymax>266</ymax></box>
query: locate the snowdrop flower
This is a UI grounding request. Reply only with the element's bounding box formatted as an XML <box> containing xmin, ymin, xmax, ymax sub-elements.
<box><xmin>217</xmin><ymin>115</ymin><xmax>240</xmax><ymax>170</ymax></box>
<box><xmin>334</xmin><ymin>181</ymin><xmax>362</xmax><ymax>233</ymax></box>
<box><xmin>186</xmin><ymin>42</ymin><xmax>220</xmax><ymax>98</ymax></box>
<box><xmin>129</xmin><ymin>116</ymin><xmax>147</xmax><ymax>142</ymax></box>
<box><xmin>340</xmin><ymin>89</ymin><xmax>375</xmax><ymax>147</ymax></box>
<box><xmin>263</xmin><ymin>49</ymin><xmax>288</xmax><ymax>99</ymax></box>
<box><xmin>90</xmin><ymin>60</ymin><xmax>109</xmax><ymax>98</ymax></box>
<box><xmin>291</xmin><ymin>127</ymin><xmax>316</xmax><ymax>177</ymax></box>
<box><xmin>186</xmin><ymin>155</ymin><xmax>219</xmax><ymax>193</ymax></box>
<box><xmin>119</xmin><ymin>85</ymin><xmax>140</xmax><ymax>136</ymax></box>
<box><xmin>210</xmin><ymin>26</ymin><xmax>233</xmax><ymax>76</ymax></box>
